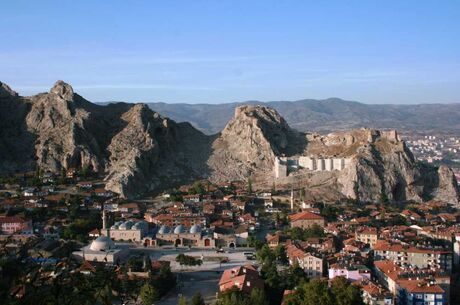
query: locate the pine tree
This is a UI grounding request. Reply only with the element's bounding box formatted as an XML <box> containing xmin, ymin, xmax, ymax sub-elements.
<box><xmin>139</xmin><ymin>283</ymin><xmax>160</xmax><ymax>305</ymax></box>
<box><xmin>189</xmin><ymin>292</ymin><xmax>205</xmax><ymax>305</ymax></box>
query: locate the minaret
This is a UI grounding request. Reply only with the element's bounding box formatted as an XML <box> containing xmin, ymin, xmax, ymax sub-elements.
<box><xmin>102</xmin><ymin>209</ymin><xmax>109</xmax><ymax>237</ymax></box>
<box><xmin>290</xmin><ymin>188</ymin><xmax>294</xmax><ymax>211</ymax></box>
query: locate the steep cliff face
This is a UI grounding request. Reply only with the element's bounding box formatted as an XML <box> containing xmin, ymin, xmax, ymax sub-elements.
<box><xmin>208</xmin><ymin>105</ymin><xmax>306</xmax><ymax>181</ymax></box>
<box><xmin>0</xmin><ymin>82</ymin><xmax>35</xmax><ymax>173</ymax></box>
<box><xmin>334</xmin><ymin>130</ymin><xmax>423</xmax><ymax>202</ymax></box>
<box><xmin>104</xmin><ymin>104</ymin><xmax>212</xmax><ymax>198</ymax></box>
<box><xmin>26</xmin><ymin>81</ymin><xmax>102</xmax><ymax>172</ymax></box>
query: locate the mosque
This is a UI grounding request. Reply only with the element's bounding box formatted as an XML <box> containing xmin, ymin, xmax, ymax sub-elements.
<box><xmin>142</xmin><ymin>224</ymin><xmax>216</xmax><ymax>248</ymax></box>
<box><xmin>105</xmin><ymin>219</ymin><xmax>149</xmax><ymax>242</ymax></box>
<box><xmin>73</xmin><ymin>210</ymin><xmax>130</xmax><ymax>263</ymax></box>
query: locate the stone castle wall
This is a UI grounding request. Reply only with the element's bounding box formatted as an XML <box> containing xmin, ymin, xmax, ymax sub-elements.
<box><xmin>274</xmin><ymin>156</ymin><xmax>351</xmax><ymax>178</ymax></box>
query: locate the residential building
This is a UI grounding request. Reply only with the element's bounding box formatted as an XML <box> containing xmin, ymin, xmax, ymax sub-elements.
<box><xmin>374</xmin><ymin>260</ymin><xmax>448</xmax><ymax>305</ymax></box>
<box><xmin>0</xmin><ymin>216</ymin><xmax>33</xmax><ymax>235</ymax></box>
<box><xmin>373</xmin><ymin>240</ymin><xmax>452</xmax><ymax>272</ymax></box>
<box><xmin>289</xmin><ymin>211</ymin><xmax>325</xmax><ymax>229</ymax></box>
<box><xmin>356</xmin><ymin>227</ymin><xmax>379</xmax><ymax>247</ymax></box>
<box><xmin>219</xmin><ymin>265</ymin><xmax>264</xmax><ymax>294</ymax></box>
<box><xmin>328</xmin><ymin>263</ymin><xmax>371</xmax><ymax>282</ymax></box>
<box><xmin>361</xmin><ymin>282</ymin><xmax>394</xmax><ymax>305</ymax></box>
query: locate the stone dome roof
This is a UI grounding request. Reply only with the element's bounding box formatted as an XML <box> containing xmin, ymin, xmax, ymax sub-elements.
<box><xmin>90</xmin><ymin>236</ymin><xmax>114</xmax><ymax>251</ymax></box>
<box><xmin>119</xmin><ymin>220</ymin><xmax>134</xmax><ymax>230</ymax></box>
<box><xmin>173</xmin><ymin>224</ymin><xmax>185</xmax><ymax>234</ymax></box>
<box><xmin>190</xmin><ymin>224</ymin><xmax>201</xmax><ymax>234</ymax></box>
<box><xmin>133</xmin><ymin>221</ymin><xmax>147</xmax><ymax>230</ymax></box>
<box><xmin>158</xmin><ymin>225</ymin><xmax>170</xmax><ymax>234</ymax></box>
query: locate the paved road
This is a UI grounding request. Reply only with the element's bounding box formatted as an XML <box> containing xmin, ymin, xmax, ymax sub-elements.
<box><xmin>131</xmin><ymin>247</ymin><xmax>256</xmax><ymax>272</ymax></box>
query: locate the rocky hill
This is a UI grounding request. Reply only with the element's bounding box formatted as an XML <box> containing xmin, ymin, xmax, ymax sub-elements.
<box><xmin>147</xmin><ymin>99</ymin><xmax>460</xmax><ymax>135</ymax></box>
<box><xmin>0</xmin><ymin>81</ymin><xmax>212</xmax><ymax>198</ymax></box>
<box><xmin>1</xmin><ymin>80</ymin><xmax>459</xmax><ymax>204</ymax></box>
<box><xmin>208</xmin><ymin>105</ymin><xmax>306</xmax><ymax>182</ymax></box>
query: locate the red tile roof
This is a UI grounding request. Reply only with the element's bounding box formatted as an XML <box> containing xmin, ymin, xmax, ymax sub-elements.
<box><xmin>219</xmin><ymin>265</ymin><xmax>264</xmax><ymax>294</ymax></box>
<box><xmin>289</xmin><ymin>211</ymin><xmax>324</xmax><ymax>221</ymax></box>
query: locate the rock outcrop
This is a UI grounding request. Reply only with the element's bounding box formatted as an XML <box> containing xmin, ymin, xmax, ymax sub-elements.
<box><xmin>208</xmin><ymin>105</ymin><xmax>306</xmax><ymax>181</ymax></box>
<box><xmin>104</xmin><ymin>104</ymin><xmax>212</xmax><ymax>198</ymax></box>
<box><xmin>0</xmin><ymin>80</ymin><xmax>458</xmax><ymax>204</ymax></box>
<box><xmin>0</xmin><ymin>81</ymin><xmax>211</xmax><ymax>198</ymax></box>
<box><xmin>26</xmin><ymin>81</ymin><xmax>102</xmax><ymax>172</ymax></box>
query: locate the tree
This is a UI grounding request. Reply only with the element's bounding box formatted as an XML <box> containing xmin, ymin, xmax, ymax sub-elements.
<box><xmin>140</xmin><ymin>283</ymin><xmax>160</xmax><ymax>305</ymax></box>
<box><xmin>320</xmin><ymin>204</ymin><xmax>340</xmax><ymax>221</ymax></box>
<box><xmin>190</xmin><ymin>181</ymin><xmax>206</xmax><ymax>195</ymax></box>
<box><xmin>283</xmin><ymin>278</ymin><xmax>364</xmax><ymax>305</ymax></box>
<box><xmin>274</xmin><ymin>244</ymin><xmax>288</xmax><ymax>264</ymax></box>
<box><xmin>189</xmin><ymin>292</ymin><xmax>205</xmax><ymax>305</ymax></box>
<box><xmin>301</xmin><ymin>279</ymin><xmax>334</xmax><ymax>305</ymax></box>
<box><xmin>256</xmin><ymin>245</ymin><xmax>275</xmax><ymax>264</ymax></box>
<box><xmin>247</xmin><ymin>177</ymin><xmax>253</xmax><ymax>193</ymax></box>
<box><xmin>175</xmin><ymin>254</ymin><xmax>203</xmax><ymax>267</ymax></box>
<box><xmin>215</xmin><ymin>288</ymin><xmax>246</xmax><ymax>305</ymax></box>
<box><xmin>247</xmin><ymin>236</ymin><xmax>264</xmax><ymax>250</ymax></box>
<box><xmin>248</xmin><ymin>288</ymin><xmax>268</xmax><ymax>305</ymax></box>
<box><xmin>282</xmin><ymin>266</ymin><xmax>308</xmax><ymax>289</ymax></box>
<box><xmin>80</xmin><ymin>164</ymin><xmax>90</xmax><ymax>178</ymax></box>
<box><xmin>330</xmin><ymin>277</ymin><xmax>364</xmax><ymax>305</ymax></box>
<box><xmin>290</xmin><ymin>224</ymin><xmax>325</xmax><ymax>241</ymax></box>
<box><xmin>154</xmin><ymin>265</ymin><xmax>176</xmax><ymax>295</ymax></box>
<box><xmin>178</xmin><ymin>295</ymin><xmax>188</xmax><ymax>305</ymax></box>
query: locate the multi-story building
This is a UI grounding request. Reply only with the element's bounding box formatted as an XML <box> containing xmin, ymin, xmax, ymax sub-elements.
<box><xmin>356</xmin><ymin>227</ymin><xmax>379</xmax><ymax>247</ymax></box>
<box><xmin>286</xmin><ymin>244</ymin><xmax>324</xmax><ymax>278</ymax></box>
<box><xmin>373</xmin><ymin>240</ymin><xmax>452</xmax><ymax>272</ymax></box>
<box><xmin>374</xmin><ymin>260</ymin><xmax>448</xmax><ymax>305</ymax></box>
<box><xmin>0</xmin><ymin>216</ymin><xmax>33</xmax><ymax>235</ymax></box>
<box><xmin>298</xmin><ymin>253</ymin><xmax>324</xmax><ymax>278</ymax></box>
<box><xmin>397</xmin><ymin>280</ymin><xmax>447</xmax><ymax>305</ymax></box>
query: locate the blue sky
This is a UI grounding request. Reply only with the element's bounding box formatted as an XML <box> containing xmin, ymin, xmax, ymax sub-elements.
<box><xmin>1</xmin><ymin>0</ymin><xmax>459</xmax><ymax>104</ymax></box>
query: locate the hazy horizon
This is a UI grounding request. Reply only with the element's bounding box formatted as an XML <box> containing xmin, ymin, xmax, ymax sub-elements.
<box><xmin>1</xmin><ymin>1</ymin><xmax>459</xmax><ymax>104</ymax></box>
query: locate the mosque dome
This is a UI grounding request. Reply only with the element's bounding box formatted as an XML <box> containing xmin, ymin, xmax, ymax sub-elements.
<box><xmin>174</xmin><ymin>224</ymin><xmax>185</xmax><ymax>234</ymax></box>
<box><xmin>90</xmin><ymin>236</ymin><xmax>114</xmax><ymax>251</ymax></box>
<box><xmin>190</xmin><ymin>224</ymin><xmax>201</xmax><ymax>234</ymax></box>
<box><xmin>119</xmin><ymin>220</ymin><xmax>134</xmax><ymax>230</ymax></box>
<box><xmin>133</xmin><ymin>221</ymin><xmax>147</xmax><ymax>230</ymax></box>
<box><xmin>158</xmin><ymin>225</ymin><xmax>170</xmax><ymax>234</ymax></box>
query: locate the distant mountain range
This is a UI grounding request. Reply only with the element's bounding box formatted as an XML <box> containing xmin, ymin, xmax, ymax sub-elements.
<box><xmin>142</xmin><ymin>99</ymin><xmax>460</xmax><ymax>135</ymax></box>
